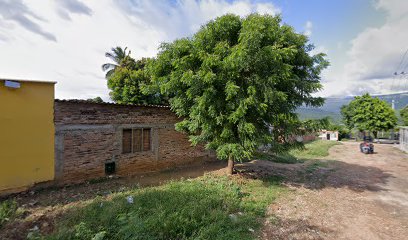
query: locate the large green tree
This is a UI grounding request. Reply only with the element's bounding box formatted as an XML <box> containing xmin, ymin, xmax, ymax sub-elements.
<box><xmin>341</xmin><ymin>93</ymin><xmax>397</xmax><ymax>137</ymax></box>
<box><xmin>148</xmin><ymin>14</ymin><xmax>328</xmax><ymax>174</ymax></box>
<box><xmin>401</xmin><ymin>105</ymin><xmax>408</xmax><ymax>125</ymax></box>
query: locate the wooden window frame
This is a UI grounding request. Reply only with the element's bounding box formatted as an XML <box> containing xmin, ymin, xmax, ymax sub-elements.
<box><xmin>122</xmin><ymin>128</ymin><xmax>152</xmax><ymax>154</ymax></box>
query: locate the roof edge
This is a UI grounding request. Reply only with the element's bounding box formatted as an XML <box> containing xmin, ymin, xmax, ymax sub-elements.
<box><xmin>55</xmin><ymin>99</ymin><xmax>170</xmax><ymax>108</ymax></box>
<box><xmin>0</xmin><ymin>78</ymin><xmax>56</xmax><ymax>84</ymax></box>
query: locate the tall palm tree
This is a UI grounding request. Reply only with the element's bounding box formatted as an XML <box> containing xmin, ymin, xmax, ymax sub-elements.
<box><xmin>102</xmin><ymin>46</ymin><xmax>130</xmax><ymax>78</ymax></box>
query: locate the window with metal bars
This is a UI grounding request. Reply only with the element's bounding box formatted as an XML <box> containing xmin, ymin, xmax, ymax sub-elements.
<box><xmin>122</xmin><ymin>128</ymin><xmax>151</xmax><ymax>154</ymax></box>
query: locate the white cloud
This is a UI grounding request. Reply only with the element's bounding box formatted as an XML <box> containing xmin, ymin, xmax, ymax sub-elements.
<box><xmin>56</xmin><ymin>0</ymin><xmax>92</xmax><ymax>21</ymax></box>
<box><xmin>320</xmin><ymin>0</ymin><xmax>408</xmax><ymax>96</ymax></box>
<box><xmin>115</xmin><ymin>0</ymin><xmax>280</xmax><ymax>41</ymax></box>
<box><xmin>0</xmin><ymin>0</ymin><xmax>57</xmax><ymax>41</ymax></box>
<box><xmin>304</xmin><ymin>20</ymin><xmax>312</xmax><ymax>37</ymax></box>
<box><xmin>0</xmin><ymin>0</ymin><xmax>280</xmax><ymax>100</ymax></box>
<box><xmin>376</xmin><ymin>0</ymin><xmax>408</xmax><ymax>21</ymax></box>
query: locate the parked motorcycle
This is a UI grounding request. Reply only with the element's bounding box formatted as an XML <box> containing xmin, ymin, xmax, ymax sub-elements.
<box><xmin>359</xmin><ymin>136</ymin><xmax>374</xmax><ymax>154</ymax></box>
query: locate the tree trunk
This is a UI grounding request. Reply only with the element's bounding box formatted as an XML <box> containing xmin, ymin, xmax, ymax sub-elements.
<box><xmin>227</xmin><ymin>155</ymin><xmax>234</xmax><ymax>175</ymax></box>
<box><xmin>373</xmin><ymin>131</ymin><xmax>378</xmax><ymax>139</ymax></box>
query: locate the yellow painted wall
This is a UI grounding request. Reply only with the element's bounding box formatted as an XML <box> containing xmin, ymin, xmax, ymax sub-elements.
<box><xmin>0</xmin><ymin>79</ymin><xmax>55</xmax><ymax>193</ymax></box>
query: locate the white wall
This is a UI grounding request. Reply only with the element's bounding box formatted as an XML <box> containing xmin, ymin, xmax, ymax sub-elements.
<box><xmin>400</xmin><ymin>127</ymin><xmax>408</xmax><ymax>153</ymax></box>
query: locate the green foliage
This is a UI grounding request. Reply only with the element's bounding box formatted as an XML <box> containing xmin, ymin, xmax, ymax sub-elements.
<box><xmin>0</xmin><ymin>199</ymin><xmax>18</xmax><ymax>228</ymax></box>
<box><xmin>256</xmin><ymin>140</ymin><xmax>341</xmax><ymax>163</ymax></box>
<box><xmin>149</xmin><ymin>14</ymin><xmax>328</xmax><ymax>162</ymax></box>
<box><xmin>87</xmin><ymin>96</ymin><xmax>104</xmax><ymax>103</ymax></box>
<box><xmin>301</xmin><ymin>117</ymin><xmax>330</xmax><ymax>133</ymax></box>
<box><xmin>340</xmin><ymin>104</ymin><xmax>354</xmax><ymax>130</ymax></box>
<box><xmin>341</xmin><ymin>93</ymin><xmax>398</xmax><ymax>136</ymax></box>
<box><xmin>107</xmin><ymin>57</ymin><xmax>167</xmax><ymax>105</ymax></box>
<box><xmin>401</xmin><ymin>105</ymin><xmax>408</xmax><ymax>125</ymax></box>
<box><xmin>46</xmin><ymin>175</ymin><xmax>286</xmax><ymax>240</ymax></box>
<box><xmin>289</xmin><ymin>140</ymin><xmax>341</xmax><ymax>159</ymax></box>
<box><xmin>305</xmin><ymin>160</ymin><xmax>329</xmax><ymax>173</ymax></box>
<box><xmin>254</xmin><ymin>151</ymin><xmax>299</xmax><ymax>164</ymax></box>
<box><xmin>102</xmin><ymin>46</ymin><xmax>131</xmax><ymax>79</ymax></box>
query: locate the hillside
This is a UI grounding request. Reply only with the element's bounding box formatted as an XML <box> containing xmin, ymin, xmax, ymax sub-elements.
<box><xmin>297</xmin><ymin>92</ymin><xmax>408</xmax><ymax>121</ymax></box>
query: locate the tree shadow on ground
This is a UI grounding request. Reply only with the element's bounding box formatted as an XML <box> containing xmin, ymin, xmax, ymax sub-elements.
<box><xmin>261</xmin><ymin>217</ymin><xmax>332</xmax><ymax>240</ymax></box>
<box><xmin>236</xmin><ymin>159</ymin><xmax>392</xmax><ymax>192</ymax></box>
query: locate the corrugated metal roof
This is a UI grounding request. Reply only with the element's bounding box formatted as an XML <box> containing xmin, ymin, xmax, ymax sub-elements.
<box><xmin>55</xmin><ymin>99</ymin><xmax>170</xmax><ymax>108</ymax></box>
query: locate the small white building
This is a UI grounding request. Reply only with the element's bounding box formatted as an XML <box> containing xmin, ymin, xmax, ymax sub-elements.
<box><xmin>318</xmin><ymin>130</ymin><xmax>339</xmax><ymax>141</ymax></box>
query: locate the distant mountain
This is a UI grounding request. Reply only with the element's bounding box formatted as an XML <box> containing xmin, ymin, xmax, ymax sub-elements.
<box><xmin>375</xmin><ymin>92</ymin><xmax>408</xmax><ymax>110</ymax></box>
<box><xmin>296</xmin><ymin>107</ymin><xmax>342</xmax><ymax>122</ymax></box>
<box><xmin>297</xmin><ymin>91</ymin><xmax>408</xmax><ymax>122</ymax></box>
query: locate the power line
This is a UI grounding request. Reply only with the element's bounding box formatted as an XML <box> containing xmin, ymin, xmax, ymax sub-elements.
<box><xmin>395</xmin><ymin>48</ymin><xmax>408</xmax><ymax>74</ymax></box>
<box><xmin>403</xmin><ymin>73</ymin><xmax>408</xmax><ymax>91</ymax></box>
<box><xmin>391</xmin><ymin>48</ymin><xmax>408</xmax><ymax>93</ymax></box>
<box><xmin>396</xmin><ymin>73</ymin><xmax>403</xmax><ymax>92</ymax></box>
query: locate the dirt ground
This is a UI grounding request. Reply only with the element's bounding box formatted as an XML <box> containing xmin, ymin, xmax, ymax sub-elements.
<box><xmin>239</xmin><ymin>142</ymin><xmax>408</xmax><ymax>240</ymax></box>
<box><xmin>1</xmin><ymin>142</ymin><xmax>407</xmax><ymax>240</ymax></box>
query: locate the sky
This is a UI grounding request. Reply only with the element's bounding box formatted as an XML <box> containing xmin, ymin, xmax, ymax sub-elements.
<box><xmin>0</xmin><ymin>0</ymin><xmax>407</xmax><ymax>100</ymax></box>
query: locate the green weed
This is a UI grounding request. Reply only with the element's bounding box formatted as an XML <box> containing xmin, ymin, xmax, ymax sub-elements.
<box><xmin>289</xmin><ymin>140</ymin><xmax>341</xmax><ymax>160</ymax></box>
<box><xmin>256</xmin><ymin>140</ymin><xmax>340</xmax><ymax>164</ymax></box>
<box><xmin>305</xmin><ymin>161</ymin><xmax>329</xmax><ymax>173</ymax></box>
<box><xmin>45</xmin><ymin>175</ymin><xmax>286</xmax><ymax>240</ymax></box>
<box><xmin>0</xmin><ymin>199</ymin><xmax>18</xmax><ymax>228</ymax></box>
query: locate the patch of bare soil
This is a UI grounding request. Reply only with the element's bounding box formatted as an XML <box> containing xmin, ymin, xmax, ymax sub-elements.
<box><xmin>0</xmin><ymin>160</ymin><xmax>226</xmax><ymax>240</ymax></box>
<box><xmin>237</xmin><ymin>142</ymin><xmax>408</xmax><ymax>240</ymax></box>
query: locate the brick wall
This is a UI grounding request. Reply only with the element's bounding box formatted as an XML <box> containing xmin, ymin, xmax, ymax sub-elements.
<box><xmin>54</xmin><ymin>100</ymin><xmax>215</xmax><ymax>184</ymax></box>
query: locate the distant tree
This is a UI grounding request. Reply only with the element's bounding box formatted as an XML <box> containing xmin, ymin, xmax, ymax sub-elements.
<box><xmin>341</xmin><ymin>93</ymin><xmax>397</xmax><ymax>138</ymax></box>
<box><xmin>102</xmin><ymin>46</ymin><xmax>131</xmax><ymax>78</ymax></box>
<box><xmin>401</xmin><ymin>105</ymin><xmax>408</xmax><ymax>125</ymax></box>
<box><xmin>87</xmin><ymin>96</ymin><xmax>104</xmax><ymax>103</ymax></box>
<box><xmin>302</xmin><ymin>117</ymin><xmax>330</xmax><ymax>133</ymax></box>
<box><xmin>340</xmin><ymin>104</ymin><xmax>354</xmax><ymax>130</ymax></box>
<box><xmin>149</xmin><ymin>14</ymin><xmax>328</xmax><ymax>174</ymax></box>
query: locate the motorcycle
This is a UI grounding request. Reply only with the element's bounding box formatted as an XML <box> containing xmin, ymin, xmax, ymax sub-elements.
<box><xmin>359</xmin><ymin>136</ymin><xmax>374</xmax><ymax>154</ymax></box>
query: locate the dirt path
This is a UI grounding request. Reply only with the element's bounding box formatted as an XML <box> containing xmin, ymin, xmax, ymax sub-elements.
<box><xmin>254</xmin><ymin>142</ymin><xmax>408</xmax><ymax>240</ymax></box>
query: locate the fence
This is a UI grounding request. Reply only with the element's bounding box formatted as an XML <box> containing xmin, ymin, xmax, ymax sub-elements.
<box><xmin>350</xmin><ymin>130</ymin><xmax>400</xmax><ymax>141</ymax></box>
<box><xmin>400</xmin><ymin>127</ymin><xmax>408</xmax><ymax>152</ymax></box>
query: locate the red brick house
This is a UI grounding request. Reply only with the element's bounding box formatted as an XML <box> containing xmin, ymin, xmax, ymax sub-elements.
<box><xmin>54</xmin><ymin>100</ymin><xmax>215</xmax><ymax>185</ymax></box>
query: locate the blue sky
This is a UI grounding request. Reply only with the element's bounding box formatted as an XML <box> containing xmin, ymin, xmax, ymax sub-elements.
<box><xmin>0</xmin><ymin>0</ymin><xmax>407</xmax><ymax>99</ymax></box>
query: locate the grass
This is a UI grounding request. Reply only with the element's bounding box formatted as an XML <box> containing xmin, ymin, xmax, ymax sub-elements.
<box><xmin>0</xmin><ymin>199</ymin><xmax>18</xmax><ymax>228</ymax></box>
<box><xmin>256</xmin><ymin>140</ymin><xmax>341</xmax><ymax>164</ymax></box>
<box><xmin>43</xmin><ymin>175</ymin><xmax>286</xmax><ymax>240</ymax></box>
<box><xmin>289</xmin><ymin>140</ymin><xmax>341</xmax><ymax>160</ymax></box>
<box><xmin>254</xmin><ymin>151</ymin><xmax>299</xmax><ymax>164</ymax></box>
<box><xmin>305</xmin><ymin>161</ymin><xmax>329</xmax><ymax>173</ymax></box>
